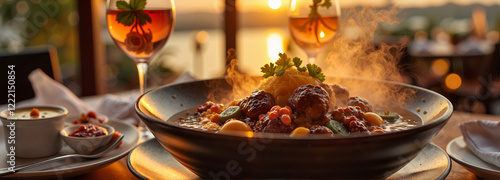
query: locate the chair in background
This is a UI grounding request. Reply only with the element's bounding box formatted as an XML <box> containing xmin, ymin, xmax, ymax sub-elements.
<box><xmin>0</xmin><ymin>46</ymin><xmax>62</xmax><ymax>105</ymax></box>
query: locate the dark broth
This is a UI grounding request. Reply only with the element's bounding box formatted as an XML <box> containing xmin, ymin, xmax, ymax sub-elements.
<box><xmin>170</xmin><ymin>106</ymin><xmax>423</xmax><ymax>136</ymax></box>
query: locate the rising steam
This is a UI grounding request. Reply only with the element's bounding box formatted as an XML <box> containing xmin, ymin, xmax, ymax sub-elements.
<box><xmin>322</xmin><ymin>5</ymin><xmax>415</xmax><ymax>106</ymax></box>
<box><xmin>208</xmin><ymin>5</ymin><xmax>415</xmax><ymax>107</ymax></box>
<box><xmin>204</xmin><ymin>49</ymin><xmax>260</xmax><ymax>103</ymax></box>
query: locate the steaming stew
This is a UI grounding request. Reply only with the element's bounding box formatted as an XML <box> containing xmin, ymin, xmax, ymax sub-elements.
<box><xmin>177</xmin><ymin>106</ymin><xmax>421</xmax><ymax>136</ymax></box>
<box><xmin>176</xmin><ymin>53</ymin><xmax>422</xmax><ymax>137</ymax></box>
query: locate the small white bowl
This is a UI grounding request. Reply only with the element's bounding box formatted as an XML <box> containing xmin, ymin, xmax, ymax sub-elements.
<box><xmin>60</xmin><ymin>124</ymin><xmax>115</xmax><ymax>154</ymax></box>
<box><xmin>0</xmin><ymin>105</ymin><xmax>68</xmax><ymax>158</ymax></box>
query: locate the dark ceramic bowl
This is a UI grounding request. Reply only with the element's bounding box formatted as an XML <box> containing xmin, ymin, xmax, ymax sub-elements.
<box><xmin>135</xmin><ymin>77</ymin><xmax>452</xmax><ymax>179</ymax></box>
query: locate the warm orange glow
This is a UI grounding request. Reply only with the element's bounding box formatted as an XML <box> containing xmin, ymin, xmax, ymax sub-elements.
<box><xmin>195</xmin><ymin>30</ymin><xmax>209</xmax><ymax>44</ymax></box>
<box><xmin>266</xmin><ymin>31</ymin><xmax>285</xmax><ymax>62</ymax></box>
<box><xmin>139</xmin><ymin>99</ymin><xmax>160</xmax><ymax>118</ymax></box>
<box><xmin>445</xmin><ymin>73</ymin><xmax>462</xmax><ymax>90</ymax></box>
<box><xmin>431</xmin><ymin>58</ymin><xmax>450</xmax><ymax>76</ymax></box>
<box><xmin>268</xmin><ymin>0</ymin><xmax>281</xmax><ymax>10</ymax></box>
<box><xmin>245</xmin><ymin>131</ymin><xmax>254</xmax><ymax>137</ymax></box>
<box><xmin>290</xmin><ymin>0</ymin><xmax>297</xmax><ymax>12</ymax></box>
<box><xmin>132</xmin><ymin>150</ymin><xmax>193</xmax><ymax>179</ymax></box>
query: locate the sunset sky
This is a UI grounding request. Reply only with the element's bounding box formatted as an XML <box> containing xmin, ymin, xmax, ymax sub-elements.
<box><xmin>175</xmin><ymin>0</ymin><xmax>500</xmax><ymax>14</ymax></box>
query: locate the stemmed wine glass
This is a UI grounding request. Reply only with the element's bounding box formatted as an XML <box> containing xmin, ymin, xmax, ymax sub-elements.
<box><xmin>106</xmin><ymin>0</ymin><xmax>175</xmax><ymax>94</ymax></box>
<box><xmin>289</xmin><ymin>0</ymin><xmax>340</xmax><ymax>63</ymax></box>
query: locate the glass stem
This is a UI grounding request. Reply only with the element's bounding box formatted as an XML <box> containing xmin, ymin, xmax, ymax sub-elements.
<box><xmin>136</xmin><ymin>62</ymin><xmax>149</xmax><ymax>94</ymax></box>
<box><xmin>308</xmin><ymin>55</ymin><xmax>317</xmax><ymax>64</ymax></box>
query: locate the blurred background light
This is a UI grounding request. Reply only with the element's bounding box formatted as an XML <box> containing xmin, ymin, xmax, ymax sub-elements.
<box><xmin>266</xmin><ymin>30</ymin><xmax>285</xmax><ymax>62</ymax></box>
<box><xmin>431</xmin><ymin>58</ymin><xmax>450</xmax><ymax>76</ymax></box>
<box><xmin>444</xmin><ymin>73</ymin><xmax>462</xmax><ymax>90</ymax></box>
<box><xmin>268</xmin><ymin>0</ymin><xmax>281</xmax><ymax>10</ymax></box>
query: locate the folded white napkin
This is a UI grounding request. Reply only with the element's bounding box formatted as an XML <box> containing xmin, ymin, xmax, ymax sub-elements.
<box><xmin>460</xmin><ymin>120</ymin><xmax>500</xmax><ymax>168</ymax></box>
<box><xmin>29</xmin><ymin>69</ymin><xmax>92</xmax><ymax>116</ymax></box>
<box><xmin>94</xmin><ymin>94</ymin><xmax>141</xmax><ymax>125</ymax></box>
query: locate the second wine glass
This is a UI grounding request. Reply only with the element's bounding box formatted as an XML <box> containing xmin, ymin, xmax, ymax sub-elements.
<box><xmin>107</xmin><ymin>0</ymin><xmax>175</xmax><ymax>94</ymax></box>
<box><xmin>289</xmin><ymin>0</ymin><xmax>340</xmax><ymax>64</ymax></box>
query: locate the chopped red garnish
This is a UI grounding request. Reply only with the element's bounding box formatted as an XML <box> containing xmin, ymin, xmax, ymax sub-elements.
<box><xmin>73</xmin><ymin>111</ymin><xmax>104</xmax><ymax>124</ymax></box>
<box><xmin>69</xmin><ymin>124</ymin><xmax>108</xmax><ymax>137</ymax></box>
<box><xmin>30</xmin><ymin>108</ymin><xmax>40</xmax><ymax>117</ymax></box>
<box><xmin>87</xmin><ymin>111</ymin><xmax>97</xmax><ymax>119</ymax></box>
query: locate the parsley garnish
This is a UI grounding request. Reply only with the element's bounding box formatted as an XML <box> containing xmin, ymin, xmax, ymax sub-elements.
<box><xmin>115</xmin><ymin>0</ymin><xmax>151</xmax><ymax>27</ymax></box>
<box><xmin>293</xmin><ymin>57</ymin><xmax>307</xmax><ymax>72</ymax></box>
<box><xmin>261</xmin><ymin>63</ymin><xmax>276</xmax><ymax>78</ymax></box>
<box><xmin>260</xmin><ymin>53</ymin><xmax>325</xmax><ymax>82</ymax></box>
<box><xmin>114</xmin><ymin>0</ymin><xmax>154</xmax><ymax>54</ymax></box>
<box><xmin>306</xmin><ymin>64</ymin><xmax>325</xmax><ymax>82</ymax></box>
<box><xmin>275</xmin><ymin>53</ymin><xmax>293</xmax><ymax>76</ymax></box>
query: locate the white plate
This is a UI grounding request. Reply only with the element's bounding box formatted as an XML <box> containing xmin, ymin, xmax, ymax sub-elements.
<box><xmin>446</xmin><ymin>136</ymin><xmax>500</xmax><ymax>179</ymax></box>
<box><xmin>0</xmin><ymin>119</ymin><xmax>140</xmax><ymax>179</ymax></box>
<box><xmin>128</xmin><ymin>139</ymin><xmax>451</xmax><ymax>180</ymax></box>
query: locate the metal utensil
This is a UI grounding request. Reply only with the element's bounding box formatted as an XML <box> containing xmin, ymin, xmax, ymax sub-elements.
<box><xmin>0</xmin><ymin>135</ymin><xmax>124</xmax><ymax>176</ymax></box>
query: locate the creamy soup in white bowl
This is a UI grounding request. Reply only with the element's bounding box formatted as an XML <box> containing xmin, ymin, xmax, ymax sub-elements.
<box><xmin>0</xmin><ymin>105</ymin><xmax>68</xmax><ymax>158</ymax></box>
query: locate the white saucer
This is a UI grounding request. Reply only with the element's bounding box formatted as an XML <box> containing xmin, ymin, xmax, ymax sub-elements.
<box><xmin>0</xmin><ymin>119</ymin><xmax>140</xmax><ymax>179</ymax></box>
<box><xmin>446</xmin><ymin>136</ymin><xmax>500</xmax><ymax>179</ymax></box>
<box><xmin>128</xmin><ymin>139</ymin><xmax>451</xmax><ymax>179</ymax></box>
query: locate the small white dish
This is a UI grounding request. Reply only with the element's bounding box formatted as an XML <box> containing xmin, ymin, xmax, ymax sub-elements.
<box><xmin>60</xmin><ymin>124</ymin><xmax>115</xmax><ymax>154</ymax></box>
<box><xmin>0</xmin><ymin>119</ymin><xmax>140</xmax><ymax>179</ymax></box>
<box><xmin>447</xmin><ymin>136</ymin><xmax>500</xmax><ymax>179</ymax></box>
<box><xmin>0</xmin><ymin>105</ymin><xmax>68</xmax><ymax>158</ymax></box>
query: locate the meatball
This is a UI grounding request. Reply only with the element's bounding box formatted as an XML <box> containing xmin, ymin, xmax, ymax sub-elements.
<box><xmin>287</xmin><ymin>84</ymin><xmax>330</xmax><ymax>119</ymax></box>
<box><xmin>238</xmin><ymin>90</ymin><xmax>275</xmax><ymax>120</ymax></box>
<box><xmin>327</xmin><ymin>107</ymin><xmax>369</xmax><ymax>133</ymax></box>
<box><xmin>310</xmin><ymin>125</ymin><xmax>334</xmax><ymax>135</ymax></box>
<box><xmin>347</xmin><ymin>97</ymin><xmax>372</xmax><ymax>112</ymax></box>
<box><xmin>319</xmin><ymin>83</ymin><xmax>334</xmax><ymax>98</ymax></box>
<box><xmin>253</xmin><ymin>115</ymin><xmax>295</xmax><ymax>133</ymax></box>
<box><xmin>345</xmin><ymin>116</ymin><xmax>368</xmax><ymax>132</ymax></box>
<box><xmin>329</xmin><ymin>106</ymin><xmax>365</xmax><ymax>126</ymax></box>
<box><xmin>330</xmin><ymin>84</ymin><xmax>350</xmax><ymax>107</ymax></box>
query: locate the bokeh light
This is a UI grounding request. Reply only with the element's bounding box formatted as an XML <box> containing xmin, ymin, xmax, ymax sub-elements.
<box><xmin>266</xmin><ymin>31</ymin><xmax>284</xmax><ymax>62</ymax></box>
<box><xmin>195</xmin><ymin>30</ymin><xmax>209</xmax><ymax>44</ymax></box>
<box><xmin>16</xmin><ymin>1</ymin><xmax>29</xmax><ymax>15</ymax></box>
<box><xmin>268</xmin><ymin>0</ymin><xmax>281</xmax><ymax>10</ymax></box>
<box><xmin>430</xmin><ymin>58</ymin><xmax>450</xmax><ymax>76</ymax></box>
<box><xmin>444</xmin><ymin>73</ymin><xmax>462</xmax><ymax>90</ymax></box>
<box><xmin>320</xmin><ymin>31</ymin><xmax>325</xmax><ymax>38</ymax></box>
